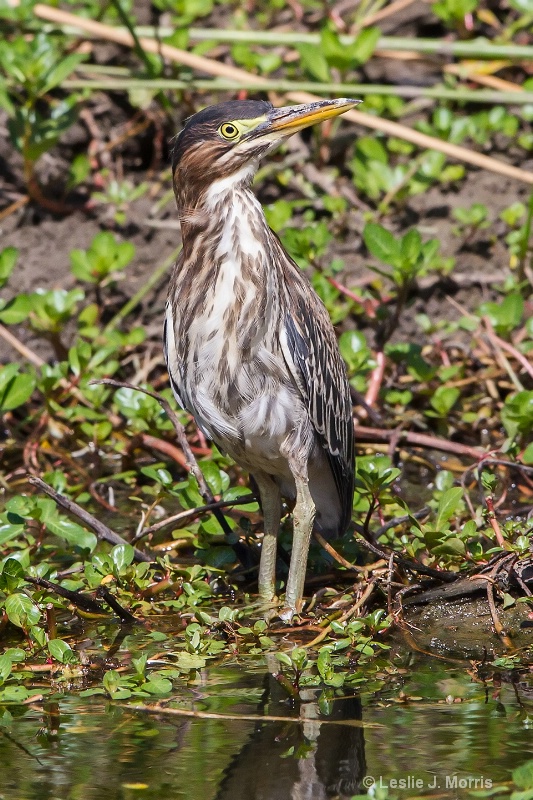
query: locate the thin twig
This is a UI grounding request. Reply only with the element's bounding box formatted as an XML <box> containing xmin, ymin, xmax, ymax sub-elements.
<box><xmin>364</xmin><ymin>351</ymin><xmax>386</xmax><ymax>409</ymax></box>
<box><xmin>483</xmin><ymin>320</ymin><xmax>533</xmax><ymax>382</ymax></box>
<box><xmin>27</xmin><ymin>475</ymin><xmax>153</xmax><ymax>562</ymax></box>
<box><xmin>485</xmin><ymin>494</ymin><xmax>507</xmax><ymax>549</ymax></box>
<box><xmin>133</xmin><ymin>494</ymin><xmax>257</xmax><ymax>541</ymax></box>
<box><xmin>354</xmin><ymin>530</ymin><xmax>457</xmax><ymax>583</ymax></box>
<box><xmin>313</xmin><ymin>531</ymin><xmax>360</xmax><ymax>571</ymax></box>
<box><xmin>0</xmin><ymin>323</ymin><xmax>49</xmax><ymax>370</ymax></box>
<box><xmin>354</xmin><ymin>0</ymin><xmax>418</xmax><ymax>28</ymax></box>
<box><xmin>486</xmin><ymin>583</ymin><xmax>512</xmax><ymax>650</ymax></box>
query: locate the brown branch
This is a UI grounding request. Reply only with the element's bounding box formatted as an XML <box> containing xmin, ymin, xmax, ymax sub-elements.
<box><xmin>27</xmin><ymin>475</ymin><xmax>153</xmax><ymax>562</ymax></box>
<box><xmin>96</xmin><ymin>586</ymin><xmax>137</xmax><ymax>623</ymax></box>
<box><xmin>355</xmin><ymin>424</ymin><xmax>486</xmax><ymax>460</ymax></box>
<box><xmin>138</xmin><ymin>433</ymin><xmax>188</xmax><ymax>469</ymax></box>
<box><xmin>313</xmin><ymin>531</ymin><xmax>360</xmax><ymax>571</ymax></box>
<box><xmin>128</xmin><ymin>704</ymin><xmax>368</xmax><ymax>727</ymax></box>
<box><xmin>25</xmin><ymin>575</ymin><xmax>107</xmax><ymax>614</ymax></box>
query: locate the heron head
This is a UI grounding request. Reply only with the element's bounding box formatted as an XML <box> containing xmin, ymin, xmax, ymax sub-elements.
<box><xmin>172</xmin><ymin>98</ymin><xmax>360</xmax><ymax>192</ymax></box>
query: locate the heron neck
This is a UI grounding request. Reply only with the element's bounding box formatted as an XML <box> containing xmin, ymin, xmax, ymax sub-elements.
<box><xmin>176</xmin><ymin>163</ymin><xmax>272</xmax><ymax>264</ymax></box>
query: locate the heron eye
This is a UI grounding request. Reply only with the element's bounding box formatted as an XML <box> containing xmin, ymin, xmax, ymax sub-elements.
<box><xmin>219</xmin><ymin>122</ymin><xmax>240</xmax><ymax>140</ymax></box>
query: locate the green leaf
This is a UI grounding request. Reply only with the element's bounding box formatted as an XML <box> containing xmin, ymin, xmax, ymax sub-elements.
<box><xmin>502</xmin><ymin>391</ymin><xmax>533</xmax><ymax>439</ymax></box>
<box><xmin>363</xmin><ymin>223</ymin><xmax>400</xmax><ymax>266</ymax></box>
<box><xmin>522</xmin><ymin>442</ymin><xmax>533</xmax><ymax>465</ymax></box>
<box><xmin>479</xmin><ymin>293</ymin><xmax>524</xmax><ymax>336</ymax></box>
<box><xmin>432</xmin><ymin>537</ymin><xmax>466</xmax><ymax>556</ymax></box>
<box><xmin>275</xmin><ymin>651</ymin><xmax>293</xmax><ymax>668</ymax></box>
<box><xmin>429</xmin><ymin>386</ymin><xmax>460</xmax><ymax>416</ymax></box>
<box><xmin>0</xmin><ymin>654</ymin><xmax>13</xmax><ymax>684</ymax></box>
<box><xmin>400</xmin><ymin>228</ymin><xmax>422</xmax><ymax>263</ymax></box>
<box><xmin>514</xmin><ymin>761</ymin><xmax>533</xmax><ymax>790</ymax></box>
<box><xmin>41</xmin><ymin>52</ymin><xmax>86</xmax><ymax>94</ymax></box>
<box><xmin>110</xmin><ymin>543</ymin><xmax>135</xmax><ymax>572</ymax></box>
<box><xmin>0</xmin><ymin>293</ymin><xmax>32</xmax><ymax>324</ymax></box>
<box><xmin>435</xmin><ymin>487</ymin><xmax>463</xmax><ymax>530</ymax></box>
<box><xmin>0</xmin><ymin>247</ymin><xmax>18</xmax><ymax>289</ymax></box>
<box><xmin>143</xmin><ymin>676</ymin><xmax>172</xmax><ymax>695</ymax></box>
<box><xmin>0</xmin><ymin>365</ymin><xmax>36</xmax><ymax>411</ymax></box>
<box><xmin>175</xmin><ymin>652</ymin><xmax>206</xmax><ymax>671</ymax></box>
<box><xmin>45</xmin><ymin>517</ymin><xmax>97</xmax><ymax>552</ymax></box>
<box><xmin>0</xmin><ymin>557</ymin><xmax>25</xmax><ymax>592</ymax></box>
<box><xmin>297</xmin><ymin>43</ymin><xmax>330</xmax><ymax>82</ymax></box>
<box><xmin>48</xmin><ymin>639</ymin><xmax>78</xmax><ymax>664</ymax></box>
<box><xmin>5</xmin><ymin>593</ymin><xmax>41</xmax><ymax>629</ymax></box>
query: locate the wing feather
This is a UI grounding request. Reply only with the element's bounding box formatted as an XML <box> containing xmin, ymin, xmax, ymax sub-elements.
<box><xmin>283</xmin><ymin>288</ymin><xmax>355</xmax><ymax>534</ymax></box>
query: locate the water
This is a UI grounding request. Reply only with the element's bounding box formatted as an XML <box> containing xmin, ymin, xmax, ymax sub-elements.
<box><xmin>2</xmin><ymin>651</ymin><xmax>532</xmax><ymax>800</ymax></box>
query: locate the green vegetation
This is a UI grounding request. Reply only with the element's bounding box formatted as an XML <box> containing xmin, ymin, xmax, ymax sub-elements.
<box><xmin>1</xmin><ymin>0</ymin><xmax>533</xmax><ymax>728</ymax></box>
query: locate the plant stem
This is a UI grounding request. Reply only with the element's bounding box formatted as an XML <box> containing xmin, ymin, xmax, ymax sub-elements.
<box><xmin>517</xmin><ymin>186</ymin><xmax>533</xmax><ymax>287</ymax></box>
<box><xmin>57</xmin><ymin>24</ymin><xmax>533</xmax><ymax>60</ymax></box>
<box><xmin>63</xmin><ymin>77</ymin><xmax>533</xmax><ymax>105</ymax></box>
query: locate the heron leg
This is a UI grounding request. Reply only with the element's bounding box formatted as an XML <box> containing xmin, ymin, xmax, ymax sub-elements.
<box><xmin>254</xmin><ymin>473</ymin><xmax>282</xmax><ymax>604</ymax></box>
<box><xmin>281</xmin><ymin>462</ymin><xmax>316</xmax><ymax>621</ymax></box>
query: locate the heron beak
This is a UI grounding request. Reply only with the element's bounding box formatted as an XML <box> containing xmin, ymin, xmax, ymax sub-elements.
<box><xmin>263</xmin><ymin>98</ymin><xmax>361</xmax><ymax>136</ymax></box>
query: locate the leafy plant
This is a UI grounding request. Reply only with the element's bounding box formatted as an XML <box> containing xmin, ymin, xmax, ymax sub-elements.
<box><xmin>70</xmin><ymin>232</ymin><xmax>135</xmax><ymax>287</ymax></box>
<box><xmin>0</xmin><ymin>32</ymin><xmax>84</xmax><ymax>192</ymax></box>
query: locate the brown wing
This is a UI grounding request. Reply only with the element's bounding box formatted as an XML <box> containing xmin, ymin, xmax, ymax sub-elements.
<box><xmin>284</xmin><ymin>288</ymin><xmax>355</xmax><ymax>534</ymax></box>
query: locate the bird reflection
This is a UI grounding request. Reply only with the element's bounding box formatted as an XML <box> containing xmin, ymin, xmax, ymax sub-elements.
<box><xmin>215</xmin><ymin>670</ymin><xmax>366</xmax><ymax>800</ymax></box>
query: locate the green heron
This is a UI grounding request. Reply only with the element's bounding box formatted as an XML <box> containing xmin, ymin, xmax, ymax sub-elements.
<box><xmin>165</xmin><ymin>98</ymin><xmax>358</xmax><ymax>620</ymax></box>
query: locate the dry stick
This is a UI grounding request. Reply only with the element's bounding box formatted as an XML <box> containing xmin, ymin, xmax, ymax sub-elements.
<box><xmin>128</xmin><ymin>703</ymin><xmax>372</xmax><ymax>728</ymax></box>
<box><xmin>97</xmin><ymin>586</ymin><xmax>137</xmax><ymax>623</ymax></box>
<box><xmin>315</xmin><ymin>507</ymin><xmax>430</xmax><ymax>576</ymax></box>
<box><xmin>0</xmin><ymin>196</ymin><xmax>30</xmax><ymax>222</ymax></box>
<box><xmin>355</xmin><ymin>529</ymin><xmax>457</xmax><ymax>582</ymax></box>
<box><xmin>27</xmin><ymin>2</ymin><xmax>533</xmax><ymax>186</ymax></box>
<box><xmin>135</xmin><ymin>494</ymin><xmax>257</xmax><ymax>540</ymax></box>
<box><xmin>355</xmin><ymin>424</ymin><xmax>485</xmax><ymax>460</ymax></box>
<box><xmin>313</xmin><ymin>531</ymin><xmax>359</xmax><ymax>571</ymax></box>
<box><xmin>27</xmin><ymin>475</ymin><xmax>153</xmax><ymax>563</ymax></box>
<box><xmin>483</xmin><ymin>320</ymin><xmax>533</xmax><ymax>382</ymax></box>
<box><xmin>486</xmin><ymin>579</ymin><xmax>514</xmax><ymax>649</ymax></box>
<box><xmin>0</xmin><ymin>323</ymin><xmax>48</xmax><ymax>370</ymax></box>
<box><xmin>364</xmin><ymin>351</ymin><xmax>386</xmax><ymax>409</ymax></box>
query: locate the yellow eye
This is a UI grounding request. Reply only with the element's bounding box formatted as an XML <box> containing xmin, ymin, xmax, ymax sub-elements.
<box><xmin>219</xmin><ymin>122</ymin><xmax>240</xmax><ymax>140</ymax></box>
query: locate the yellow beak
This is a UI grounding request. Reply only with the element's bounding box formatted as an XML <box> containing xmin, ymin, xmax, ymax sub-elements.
<box><xmin>265</xmin><ymin>98</ymin><xmax>361</xmax><ymax>135</ymax></box>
